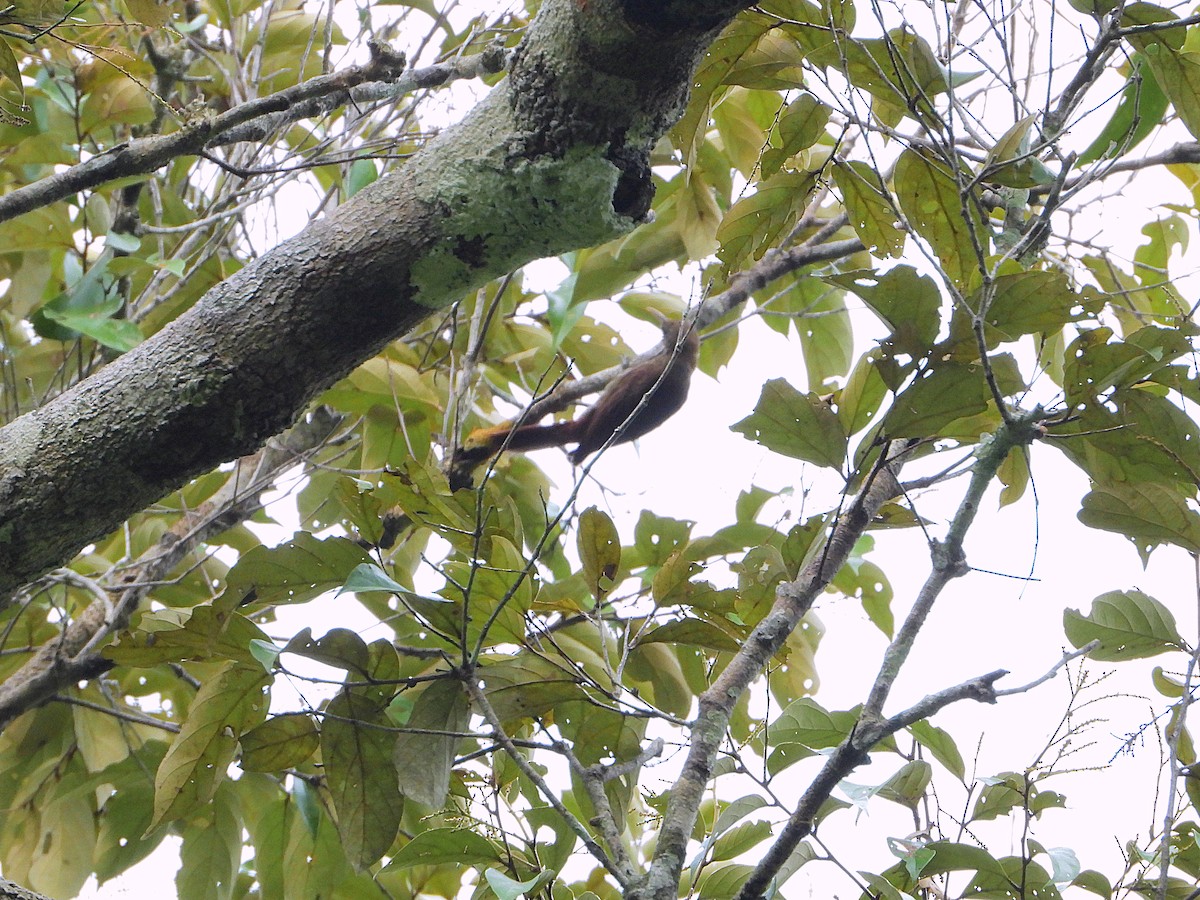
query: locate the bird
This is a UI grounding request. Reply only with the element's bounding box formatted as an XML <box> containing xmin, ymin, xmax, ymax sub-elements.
<box><xmin>449</xmin><ymin>313</ymin><xmax>700</xmax><ymax>488</ymax></box>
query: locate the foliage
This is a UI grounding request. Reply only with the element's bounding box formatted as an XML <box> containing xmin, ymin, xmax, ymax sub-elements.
<box><xmin>1</xmin><ymin>1</ymin><xmax>1200</xmax><ymax>899</ymax></box>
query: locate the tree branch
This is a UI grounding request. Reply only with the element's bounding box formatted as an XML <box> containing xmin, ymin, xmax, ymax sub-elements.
<box><xmin>0</xmin><ymin>408</ymin><xmax>340</xmax><ymax>730</ymax></box>
<box><xmin>0</xmin><ymin>1</ymin><xmax>749</xmax><ymax>595</ymax></box>
<box><xmin>464</xmin><ymin>675</ymin><xmax>632</xmax><ymax>888</ymax></box>
<box><xmin>732</xmin><ymin>409</ymin><xmax>1048</xmax><ymax>900</ymax></box>
<box><xmin>631</xmin><ymin>440</ymin><xmax>911</xmax><ymax>900</ymax></box>
<box><xmin>0</xmin><ymin>39</ymin><xmax>433</xmax><ymax>225</ymax></box>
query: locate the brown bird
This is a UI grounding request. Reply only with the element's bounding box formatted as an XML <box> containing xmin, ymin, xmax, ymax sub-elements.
<box><xmin>450</xmin><ymin>314</ymin><xmax>700</xmax><ymax>487</ymax></box>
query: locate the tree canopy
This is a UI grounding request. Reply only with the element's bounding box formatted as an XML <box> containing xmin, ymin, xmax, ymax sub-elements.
<box><xmin>0</xmin><ymin>0</ymin><xmax>1198</xmax><ymax>899</ymax></box>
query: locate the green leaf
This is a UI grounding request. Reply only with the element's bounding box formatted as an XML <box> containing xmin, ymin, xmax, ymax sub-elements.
<box><xmin>1078</xmin><ymin>481</ymin><xmax>1200</xmax><ymax>559</ymax></box>
<box><xmin>104</xmin><ymin>607</ymin><xmax>271</xmax><ymax>667</ymax></box>
<box><xmin>1071</xmin><ymin>869</ymin><xmax>1114</xmax><ymax>897</ymax></box>
<box><xmin>894</xmin><ymin>147</ymin><xmax>987</xmax><ymax>291</ymax></box>
<box><xmin>344</xmin><ymin>158</ymin><xmax>378</xmax><ymax>197</ymax></box>
<box><xmin>971</xmin><ymin>773</ymin><xmax>1027</xmax><ymax>821</ymax></box>
<box><xmin>93</xmin><ymin>745</ymin><xmax>169</xmax><ymax>881</ymax></box>
<box><xmin>30</xmin><ymin>252</ymin><xmax>144</xmax><ymax>352</ymax></box>
<box><xmin>321</xmin><ymin>691</ymin><xmax>404</xmax><ymax>868</ymax></box>
<box><xmin>760</xmin><ymin>92</ymin><xmax>831</xmax><ymax>177</ymax></box>
<box><xmin>152</xmin><ymin>663</ymin><xmax>270</xmax><ymax>828</ymax></box>
<box><xmin>640</xmin><ymin>618</ymin><xmax>742</xmax><ymax>653</ymax></box>
<box><xmin>484</xmin><ymin>867</ymin><xmax>555</xmax><ymax>900</ymax></box>
<box><xmin>837</xmin><ymin>352</ymin><xmax>889</xmax><ymax>436</ymax></box>
<box><xmin>882</xmin><ymin>361</ymin><xmax>1000</xmax><ymax>437</ymax></box>
<box><xmin>710</xmin><ymin>820</ymin><xmax>772</xmax><ymax>862</ymax></box>
<box><xmin>578</xmin><ymin>506</ymin><xmax>620</xmax><ymax>604</ymax></box>
<box><xmin>694</xmin><ymin>862</ymin><xmax>756</xmax><ymax>900</ymax></box>
<box><xmin>1064</xmin><ymin>590</ymin><xmax>1183</xmax><ymax>660</ymax></box>
<box><xmin>249</xmin><ymin>638</ymin><xmax>279</xmax><ymax>672</ymax></box>
<box><xmin>908</xmin><ymin>720</ymin><xmax>966</xmax><ymax>781</ymax></box>
<box><xmin>670</xmin><ymin>15</ymin><xmax>769</xmax><ymax>161</ymax></box>
<box><xmin>677</xmin><ymin>170</ymin><xmax>722</xmax><ymax>258</ymax></box>
<box><xmin>1140</xmin><ymin>43</ymin><xmax>1200</xmax><ymax>142</ymax></box>
<box><xmin>1153</xmin><ymin>665</ymin><xmax>1186</xmax><ymax>697</ymax></box>
<box><xmin>889</xmin><ymin>838</ymin><xmax>936</xmax><ymax>881</ymax></box>
<box><xmin>717</xmin><ymin>169</ymin><xmax>817</xmax><ymax>269</ymax></box>
<box><xmin>382</xmin><ymin>827</ymin><xmax>502</xmax><ymax>870</ymax></box>
<box><xmin>832</xmin><ymin>30</ymin><xmax>957</xmax><ymax>121</ymax></box>
<box><xmin>481</xmin><ymin>654</ymin><xmax>587</xmax><ymax>724</ymax></box>
<box><xmin>0</xmin><ymin>36</ymin><xmax>23</xmax><ymax>102</ymax></box>
<box><xmin>105</xmin><ymin>229</ymin><xmax>142</xmax><ymax>253</ymax></box>
<box><xmin>283</xmin><ymin>627</ymin><xmax>370</xmax><ymax>677</ymax></box>
<box><xmin>923</xmin><ymin>841</ymin><xmax>1010</xmax><ymax>878</ymax></box>
<box><xmin>828</xmin><ymin>266</ymin><xmax>941</xmax><ymax>356</ymax></box>
<box><xmin>858</xmin><ymin>872</ymin><xmax>916</xmax><ymax>900</ymax></box>
<box><xmin>393</xmin><ymin>678</ymin><xmax>471</xmax><ymax>808</ymax></box>
<box><xmin>834</xmin><ymin>160</ymin><xmax>905</xmax><ymax>257</ymax></box>
<box><xmin>982</xmin><ymin>270</ymin><xmax>1088</xmax><ymax>339</ymax></box>
<box><xmin>223</xmin><ymin>534</ymin><xmax>371</xmax><ymax>608</ymax></box>
<box><xmin>240</xmin><ymin>714</ymin><xmax>319</xmax><ymax>772</ymax></box>
<box><xmin>877</xmin><ymin>760</ymin><xmax>932</xmax><ymax>809</ymax></box>
<box><xmin>36</xmin><ymin>298</ymin><xmax>143</xmax><ymax>352</ymax></box>
<box><xmin>1121</xmin><ymin>3</ymin><xmax>1186</xmax><ymax>53</ymax></box>
<box><xmin>981</xmin><ymin>115</ymin><xmax>1056</xmax><ymax>188</ymax></box>
<box><xmin>1067</xmin><ymin>0</ymin><xmax>1120</xmax><ymax>15</ymax></box>
<box><xmin>796</xmin><ymin>283</ymin><xmax>853</xmax><ymax>388</ymax></box>
<box><xmin>767</xmin><ymin>698</ymin><xmax>852</xmax><ymax>750</ymax></box>
<box><xmin>1043</xmin><ymin>846</ymin><xmax>1080</xmax><ymax>885</ymax></box>
<box><xmin>1079</xmin><ymin>55</ymin><xmax>1169</xmax><ymax>163</ymax></box>
<box><xmin>732</xmin><ymin>378</ymin><xmax>847</xmax><ymax>468</ymax></box>
<box><xmin>340</xmin><ymin>562</ymin><xmax>407</xmax><ymax>594</ymax></box>
<box><xmin>176</xmin><ymin>784</ymin><xmax>240</xmax><ymax>900</ymax></box>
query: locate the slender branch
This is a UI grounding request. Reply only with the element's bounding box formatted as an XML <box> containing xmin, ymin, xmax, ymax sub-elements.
<box><xmin>732</xmin><ymin>409</ymin><xmax>1047</xmax><ymax>900</ymax></box>
<box><xmin>510</xmin><ymin>235</ymin><xmax>865</xmax><ymax>427</ymax></box>
<box><xmin>994</xmin><ymin>640</ymin><xmax>1099</xmax><ymax>697</ymax></box>
<box><xmin>631</xmin><ymin>440</ymin><xmax>911</xmax><ymax>900</ymax></box>
<box><xmin>865</xmin><ymin>410</ymin><xmax>1045</xmax><ymax>719</ymax></box>
<box><xmin>463</xmin><ymin>675</ymin><xmax>631</xmax><ymax>889</ymax></box>
<box><xmin>0</xmin><ymin>42</ymin><xmax>508</xmax><ymax>225</ymax></box>
<box><xmin>562</xmin><ymin>739</ymin><xmax>662</xmax><ymax>883</ymax></box>
<box><xmin>1155</xmin><ymin>553</ymin><xmax>1200</xmax><ymax>900</ymax></box>
<box><xmin>52</xmin><ymin>693</ymin><xmax>181</xmax><ymax>732</ymax></box>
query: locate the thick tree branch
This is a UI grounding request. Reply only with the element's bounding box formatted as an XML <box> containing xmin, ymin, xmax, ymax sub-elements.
<box><xmin>0</xmin><ymin>408</ymin><xmax>341</xmax><ymax>731</ymax></box>
<box><xmin>0</xmin><ymin>0</ymin><xmax>750</xmax><ymax>597</ymax></box>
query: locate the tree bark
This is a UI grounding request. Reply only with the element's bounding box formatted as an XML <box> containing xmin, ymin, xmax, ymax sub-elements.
<box><xmin>0</xmin><ymin>0</ymin><xmax>750</xmax><ymax>598</ymax></box>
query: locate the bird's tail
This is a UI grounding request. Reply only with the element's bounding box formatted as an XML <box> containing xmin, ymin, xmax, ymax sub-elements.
<box><xmin>459</xmin><ymin>419</ymin><xmax>579</xmax><ymax>461</ymax></box>
<box><xmin>449</xmin><ymin>419</ymin><xmax>580</xmax><ymax>489</ymax></box>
